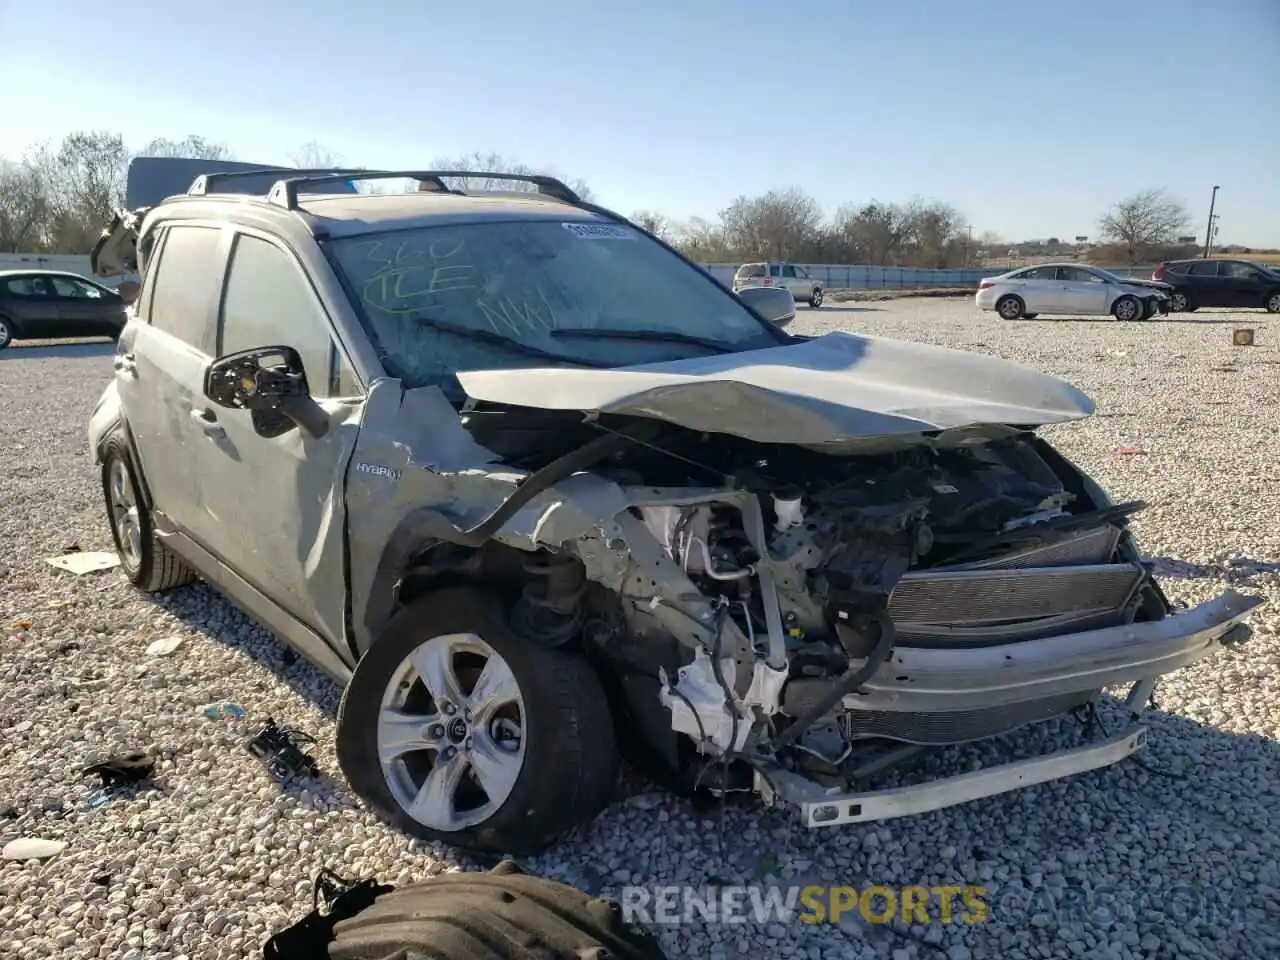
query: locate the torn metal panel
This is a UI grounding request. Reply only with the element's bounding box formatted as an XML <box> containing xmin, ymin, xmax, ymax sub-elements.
<box><xmin>455</xmin><ymin>331</ymin><xmax>1096</xmax><ymax>447</ymax></box>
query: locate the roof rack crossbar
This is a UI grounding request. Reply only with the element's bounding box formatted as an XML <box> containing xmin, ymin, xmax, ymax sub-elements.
<box><xmin>188</xmin><ymin>168</ymin><xmax>379</xmax><ymax>196</ymax></box>
<box><xmin>265</xmin><ymin>170</ymin><xmax>582</xmax><ymax>210</ymax></box>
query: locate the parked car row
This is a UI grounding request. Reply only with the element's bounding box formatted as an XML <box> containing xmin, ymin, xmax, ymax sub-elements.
<box><xmin>732</xmin><ymin>261</ymin><xmax>824</xmax><ymax>307</ymax></box>
<box><xmin>0</xmin><ymin>269</ymin><xmax>127</xmax><ymax>349</ymax></box>
<box><xmin>1152</xmin><ymin>258</ymin><xmax>1280</xmax><ymax>313</ymax></box>
<box><xmin>975</xmin><ymin>263</ymin><xmax>1173</xmax><ymax>321</ymax></box>
<box><xmin>976</xmin><ymin>256</ymin><xmax>1280</xmax><ymax>321</ymax></box>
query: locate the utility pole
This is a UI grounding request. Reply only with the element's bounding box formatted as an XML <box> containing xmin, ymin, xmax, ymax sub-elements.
<box><xmin>1203</xmin><ymin>185</ymin><xmax>1220</xmax><ymax>258</ymax></box>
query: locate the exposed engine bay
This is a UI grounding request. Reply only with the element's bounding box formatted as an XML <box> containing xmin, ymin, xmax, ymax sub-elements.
<box><xmin>443</xmin><ymin>407</ymin><xmax>1170</xmax><ymax>796</ymax></box>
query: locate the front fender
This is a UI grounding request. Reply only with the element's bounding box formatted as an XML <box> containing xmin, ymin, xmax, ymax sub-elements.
<box><xmin>88</xmin><ymin>379</ymin><xmax>122</xmax><ymax>464</ymax></box>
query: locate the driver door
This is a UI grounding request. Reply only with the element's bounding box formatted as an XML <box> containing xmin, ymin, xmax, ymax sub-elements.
<box><xmin>185</xmin><ymin>228</ymin><xmax>365</xmax><ymax>650</ymax></box>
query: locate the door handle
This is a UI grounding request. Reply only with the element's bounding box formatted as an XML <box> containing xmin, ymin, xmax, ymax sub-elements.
<box><xmin>190</xmin><ymin>407</ymin><xmax>226</xmax><ymax>440</ymax></box>
<box><xmin>113</xmin><ymin>353</ymin><xmax>136</xmax><ymax>376</ymax></box>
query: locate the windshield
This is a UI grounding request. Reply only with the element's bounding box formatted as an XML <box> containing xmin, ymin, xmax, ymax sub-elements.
<box><xmin>326</xmin><ymin>218</ymin><xmax>782</xmax><ymax>394</ymax></box>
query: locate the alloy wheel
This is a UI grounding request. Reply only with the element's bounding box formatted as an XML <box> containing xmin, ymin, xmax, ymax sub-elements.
<box><xmin>107</xmin><ymin>457</ymin><xmax>143</xmax><ymax>568</ymax></box>
<box><xmin>377</xmin><ymin>632</ymin><xmax>527</xmax><ymax>832</ymax></box>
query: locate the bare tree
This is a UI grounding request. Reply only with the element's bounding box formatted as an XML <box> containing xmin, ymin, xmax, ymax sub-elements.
<box><xmin>28</xmin><ymin>132</ymin><xmax>132</xmax><ymax>253</ymax></box>
<box><xmin>0</xmin><ymin>157</ymin><xmax>52</xmax><ymax>252</ymax></box>
<box><xmin>718</xmin><ymin>188</ymin><xmax>822</xmax><ymax>261</ymax></box>
<box><xmin>830</xmin><ymin>201</ymin><xmax>915</xmax><ymax>265</ymax></box>
<box><xmin>1098</xmin><ymin>189</ymin><xmax>1191</xmax><ymax>263</ymax></box>
<box><xmin>429</xmin><ymin>151</ymin><xmax>592</xmax><ymax>201</ymax></box>
<box><xmin>902</xmin><ymin>199</ymin><xmax>968</xmax><ymax>268</ymax></box>
<box><xmin>137</xmin><ymin>135</ymin><xmax>233</xmax><ymax>160</ymax></box>
<box><xmin>630</xmin><ymin>210</ymin><xmax>677</xmax><ymax>243</ymax></box>
<box><xmin>290</xmin><ymin>141</ymin><xmax>346</xmax><ymax>169</ymax></box>
<box><xmin>671</xmin><ymin>216</ymin><xmax>732</xmax><ymax>261</ymax></box>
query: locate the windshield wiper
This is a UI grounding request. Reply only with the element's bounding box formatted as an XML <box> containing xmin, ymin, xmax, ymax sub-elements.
<box><xmin>549</xmin><ymin>327</ymin><xmax>738</xmax><ymax>352</ymax></box>
<box><xmin>412</xmin><ymin>316</ymin><xmax>610</xmax><ymax>367</ymax></box>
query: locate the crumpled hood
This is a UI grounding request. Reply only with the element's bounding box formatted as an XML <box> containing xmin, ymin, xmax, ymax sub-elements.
<box><xmin>455</xmin><ymin>331</ymin><xmax>1095</xmax><ymax>446</ymax></box>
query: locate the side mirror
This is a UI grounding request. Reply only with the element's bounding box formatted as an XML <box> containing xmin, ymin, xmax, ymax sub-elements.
<box><xmin>204</xmin><ymin>345</ymin><xmax>329</xmax><ymax>438</ymax></box>
<box><xmin>736</xmin><ymin>285</ymin><xmax>797</xmax><ymax>328</ymax></box>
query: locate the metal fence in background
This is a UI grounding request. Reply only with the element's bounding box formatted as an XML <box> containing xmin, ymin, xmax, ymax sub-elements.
<box><xmin>1</xmin><ymin>251</ymin><xmax>1157</xmax><ymax>293</ymax></box>
<box><xmin>697</xmin><ymin>262</ymin><xmax>1158</xmax><ymax>290</ymax></box>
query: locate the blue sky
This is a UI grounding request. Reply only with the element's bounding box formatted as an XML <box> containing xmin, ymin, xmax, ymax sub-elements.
<box><xmin>3</xmin><ymin>0</ymin><xmax>1278</xmax><ymax>246</ymax></box>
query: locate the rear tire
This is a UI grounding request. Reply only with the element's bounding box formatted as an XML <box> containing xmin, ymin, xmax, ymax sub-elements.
<box><xmin>809</xmin><ymin>287</ymin><xmax>824</xmax><ymax>308</ymax></box>
<box><xmin>1170</xmin><ymin>290</ymin><xmax>1191</xmax><ymax>312</ymax></box>
<box><xmin>100</xmin><ymin>434</ymin><xmax>197</xmax><ymax>592</ymax></box>
<box><xmin>0</xmin><ymin>315</ymin><xmax>15</xmax><ymax>350</ymax></box>
<box><xmin>336</xmin><ymin>586</ymin><xmax>620</xmax><ymax>855</ymax></box>
<box><xmin>1112</xmin><ymin>295</ymin><xmax>1141</xmax><ymax>321</ymax></box>
<box><xmin>1265</xmin><ymin>291</ymin><xmax>1280</xmax><ymax>313</ymax></box>
<box><xmin>996</xmin><ymin>295</ymin><xmax>1025</xmax><ymax>320</ymax></box>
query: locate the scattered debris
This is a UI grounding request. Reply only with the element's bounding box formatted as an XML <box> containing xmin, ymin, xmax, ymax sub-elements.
<box><xmin>1209</xmin><ymin>365</ymin><xmax>1239</xmax><ymax>373</ymax></box>
<box><xmin>1232</xmin><ymin>328</ymin><xmax>1255</xmax><ymax>347</ymax></box>
<box><xmin>246</xmin><ymin>718</ymin><xmax>320</xmax><ymax>783</ymax></box>
<box><xmin>2</xmin><ymin>837</ymin><xmax>67</xmax><ymax>861</ymax></box>
<box><xmin>197</xmin><ymin>701</ymin><xmax>245</xmax><ymax>720</ymax></box>
<box><xmin>45</xmin><ymin>551</ymin><xmax>120</xmax><ymax>575</ymax></box>
<box><xmin>9</xmin><ymin>618</ymin><xmax>33</xmax><ymax>631</ymax></box>
<box><xmin>1115</xmin><ymin>446</ymin><xmax>1148</xmax><ymax>456</ymax></box>
<box><xmin>82</xmin><ymin>751</ymin><xmax>155</xmax><ymax>789</ymax></box>
<box><xmin>145</xmin><ymin>635</ymin><xmax>185</xmax><ymax>657</ymax></box>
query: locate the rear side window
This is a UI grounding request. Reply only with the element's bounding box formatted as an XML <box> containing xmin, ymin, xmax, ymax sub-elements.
<box><xmin>3</xmin><ymin>277</ymin><xmax>51</xmax><ymax>296</ymax></box>
<box><xmin>1187</xmin><ymin>262</ymin><xmax>1219</xmax><ymax>277</ymax></box>
<box><xmin>1164</xmin><ymin>262</ymin><xmax>1191</xmax><ymax>274</ymax></box>
<box><xmin>1018</xmin><ymin>266</ymin><xmax>1057</xmax><ymax>280</ymax></box>
<box><xmin>769</xmin><ymin>264</ymin><xmax>781</xmax><ymax>277</ymax></box>
<box><xmin>148</xmin><ymin>225</ymin><xmax>223</xmax><ymax>354</ymax></box>
<box><xmin>737</xmin><ymin>264</ymin><xmax>766</xmax><ymax>278</ymax></box>
<box><xmin>218</xmin><ymin>233</ymin><xmax>356</xmax><ymax>398</ymax></box>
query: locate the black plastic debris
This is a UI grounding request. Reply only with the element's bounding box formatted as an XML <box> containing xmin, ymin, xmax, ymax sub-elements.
<box><xmin>81</xmin><ymin>752</ymin><xmax>155</xmax><ymax>789</ymax></box>
<box><xmin>246</xmin><ymin>718</ymin><xmax>320</xmax><ymax>783</ymax></box>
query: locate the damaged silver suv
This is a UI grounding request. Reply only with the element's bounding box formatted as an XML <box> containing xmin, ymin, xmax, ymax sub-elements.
<box><xmin>88</xmin><ymin>160</ymin><xmax>1262</xmax><ymax>855</ymax></box>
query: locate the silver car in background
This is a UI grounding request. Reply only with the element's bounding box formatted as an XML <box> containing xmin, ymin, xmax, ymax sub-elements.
<box><xmin>976</xmin><ymin>263</ymin><xmax>1173</xmax><ymax>321</ymax></box>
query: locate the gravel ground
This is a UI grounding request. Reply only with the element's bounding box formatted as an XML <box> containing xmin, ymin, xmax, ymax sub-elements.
<box><xmin>1</xmin><ymin>302</ymin><xmax>1277</xmax><ymax>960</ymax></box>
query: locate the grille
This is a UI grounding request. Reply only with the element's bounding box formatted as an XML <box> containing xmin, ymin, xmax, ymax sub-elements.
<box><xmin>888</xmin><ymin>562</ymin><xmax>1145</xmax><ymax>643</ymax></box>
<box><xmin>841</xmin><ymin>691</ymin><xmax>1096</xmax><ymax>745</ymax></box>
<box><xmin>953</xmin><ymin>525</ymin><xmax>1122</xmax><ymax>570</ymax></box>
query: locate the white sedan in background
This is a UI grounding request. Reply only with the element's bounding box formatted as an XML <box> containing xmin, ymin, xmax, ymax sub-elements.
<box><xmin>976</xmin><ymin>263</ymin><xmax>1174</xmax><ymax>321</ymax></box>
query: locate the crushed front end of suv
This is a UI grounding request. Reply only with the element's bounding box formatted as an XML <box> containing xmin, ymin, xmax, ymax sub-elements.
<box><xmin>88</xmin><ymin>160</ymin><xmax>1263</xmax><ymax>854</ymax></box>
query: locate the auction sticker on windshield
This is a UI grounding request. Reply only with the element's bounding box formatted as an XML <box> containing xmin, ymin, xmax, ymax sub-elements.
<box><xmin>562</xmin><ymin>222</ymin><xmax>636</xmax><ymax>240</ymax></box>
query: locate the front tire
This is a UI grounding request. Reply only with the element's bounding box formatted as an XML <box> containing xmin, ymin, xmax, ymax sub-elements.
<box><xmin>809</xmin><ymin>287</ymin><xmax>824</xmax><ymax>308</ymax></box>
<box><xmin>1112</xmin><ymin>295</ymin><xmax>1141</xmax><ymax>321</ymax></box>
<box><xmin>996</xmin><ymin>295</ymin><xmax>1025</xmax><ymax>320</ymax></box>
<box><xmin>336</xmin><ymin>586</ymin><xmax>620</xmax><ymax>855</ymax></box>
<box><xmin>100</xmin><ymin>434</ymin><xmax>197</xmax><ymax>592</ymax></box>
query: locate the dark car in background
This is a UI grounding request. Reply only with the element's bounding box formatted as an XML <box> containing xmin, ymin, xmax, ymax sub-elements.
<box><xmin>0</xmin><ymin>270</ymin><xmax>127</xmax><ymax>349</ymax></box>
<box><xmin>1152</xmin><ymin>258</ymin><xmax>1280</xmax><ymax>313</ymax></box>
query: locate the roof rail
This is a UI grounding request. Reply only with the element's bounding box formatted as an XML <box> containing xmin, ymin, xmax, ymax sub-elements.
<box><xmin>188</xmin><ymin>167</ymin><xmax>377</xmax><ymax>196</ymax></box>
<box><xmin>265</xmin><ymin>170</ymin><xmax>582</xmax><ymax>211</ymax></box>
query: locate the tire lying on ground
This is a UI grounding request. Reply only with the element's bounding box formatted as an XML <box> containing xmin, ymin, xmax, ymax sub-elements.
<box><xmin>275</xmin><ymin>859</ymin><xmax>672</xmax><ymax>960</ymax></box>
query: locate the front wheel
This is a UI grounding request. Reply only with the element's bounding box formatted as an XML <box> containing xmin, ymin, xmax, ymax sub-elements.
<box><xmin>336</xmin><ymin>586</ymin><xmax>620</xmax><ymax>855</ymax></box>
<box><xmin>1112</xmin><ymin>295</ymin><xmax>1141</xmax><ymax>321</ymax></box>
<box><xmin>809</xmin><ymin>287</ymin><xmax>824</xmax><ymax>308</ymax></box>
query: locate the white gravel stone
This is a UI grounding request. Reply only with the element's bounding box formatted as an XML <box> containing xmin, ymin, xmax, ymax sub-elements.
<box><xmin>0</xmin><ymin>306</ymin><xmax>1276</xmax><ymax>959</ymax></box>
